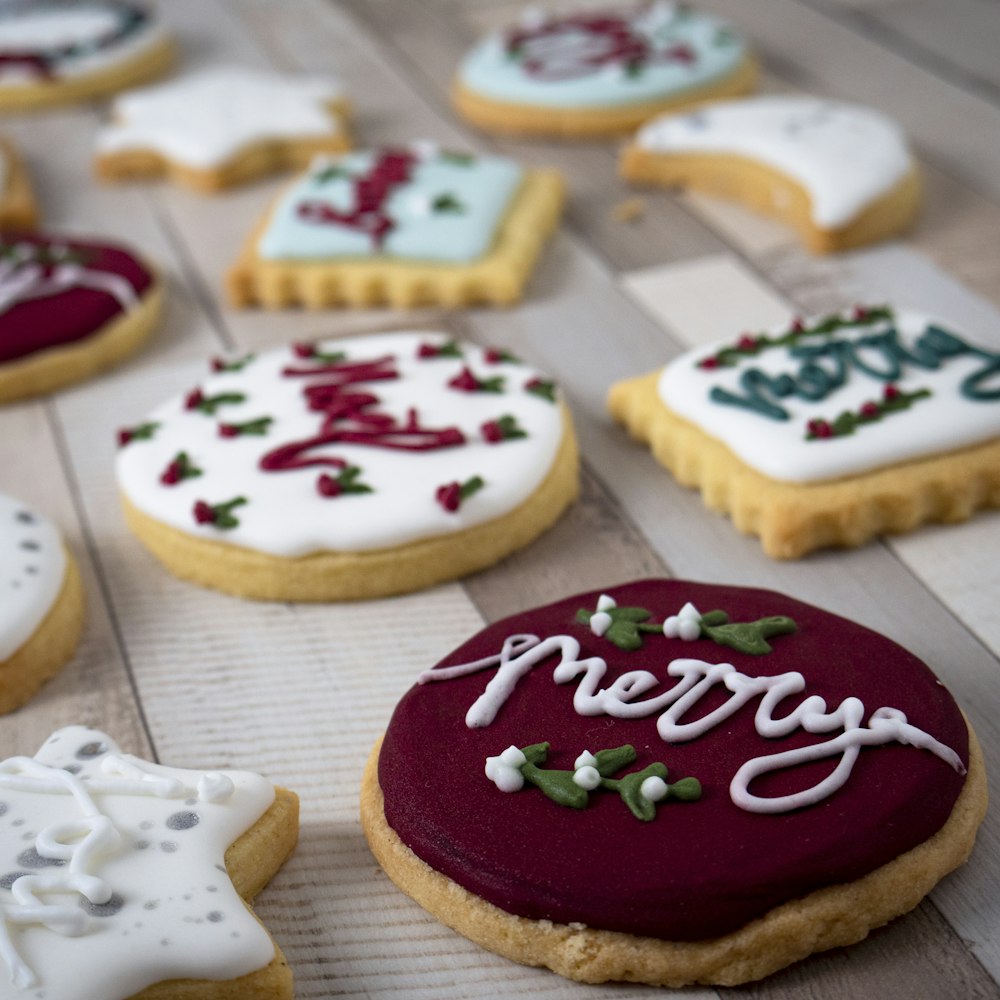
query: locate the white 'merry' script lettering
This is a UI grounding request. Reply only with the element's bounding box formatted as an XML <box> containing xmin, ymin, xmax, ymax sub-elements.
<box><xmin>419</xmin><ymin>633</ymin><xmax>965</xmax><ymax>814</ymax></box>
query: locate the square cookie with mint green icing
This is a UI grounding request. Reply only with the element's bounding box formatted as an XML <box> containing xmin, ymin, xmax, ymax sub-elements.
<box><xmin>0</xmin><ymin>726</ymin><xmax>298</xmax><ymax>999</ymax></box>
<box><xmin>225</xmin><ymin>143</ymin><xmax>564</xmax><ymax>309</ymax></box>
<box><xmin>453</xmin><ymin>2</ymin><xmax>756</xmax><ymax>138</ymax></box>
<box><xmin>608</xmin><ymin>306</ymin><xmax>1000</xmax><ymax>558</ymax></box>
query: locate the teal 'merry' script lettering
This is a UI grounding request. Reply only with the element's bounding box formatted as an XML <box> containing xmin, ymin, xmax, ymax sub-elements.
<box><xmin>708</xmin><ymin>324</ymin><xmax>1000</xmax><ymax>421</ymax></box>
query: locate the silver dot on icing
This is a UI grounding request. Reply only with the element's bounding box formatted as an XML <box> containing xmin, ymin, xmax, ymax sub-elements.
<box><xmin>207</xmin><ymin>911</ymin><xmax>224</xmax><ymax>923</ymax></box>
<box><xmin>166</xmin><ymin>811</ymin><xmax>200</xmax><ymax>831</ymax></box>
<box><xmin>11</xmin><ymin>819</ymin><xmax>24</xmax><ymax>828</ymax></box>
<box><xmin>0</xmin><ymin>872</ymin><xmax>29</xmax><ymax>890</ymax></box>
<box><xmin>80</xmin><ymin>893</ymin><xmax>125</xmax><ymax>918</ymax></box>
<box><xmin>63</xmin><ymin>764</ymin><xmax>82</xmax><ymax>775</ymax></box>
<box><xmin>17</xmin><ymin>848</ymin><xmax>65</xmax><ymax>869</ymax></box>
<box><xmin>75</xmin><ymin>741</ymin><xmax>107</xmax><ymax>760</ymax></box>
<box><xmin>206</xmin><ymin>885</ymin><xmax>218</xmax><ymax>893</ymax></box>
<box><xmin>139</xmin><ymin>821</ymin><xmax>153</xmax><ymax>831</ymax></box>
<box><xmin>143</xmin><ymin>901</ymin><xmax>159</xmax><ymax>911</ymax></box>
<box><xmin>160</xmin><ymin>841</ymin><xmax>178</xmax><ymax>853</ymax></box>
<box><xmin>134</xmin><ymin>840</ymin><xmax>150</xmax><ymax>850</ymax></box>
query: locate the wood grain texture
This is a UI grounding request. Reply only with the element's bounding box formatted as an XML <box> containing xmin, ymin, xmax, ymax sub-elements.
<box><xmin>1</xmin><ymin>0</ymin><xmax>999</xmax><ymax>997</ymax></box>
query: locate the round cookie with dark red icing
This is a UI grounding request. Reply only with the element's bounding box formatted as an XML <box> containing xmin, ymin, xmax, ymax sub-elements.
<box><xmin>0</xmin><ymin>233</ymin><xmax>163</xmax><ymax>403</ymax></box>
<box><xmin>362</xmin><ymin>579</ymin><xmax>986</xmax><ymax>987</ymax></box>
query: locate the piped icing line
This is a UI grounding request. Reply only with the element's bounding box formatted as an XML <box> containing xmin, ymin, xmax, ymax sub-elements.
<box><xmin>633</xmin><ymin>96</ymin><xmax>913</xmax><ymax>228</ymax></box>
<box><xmin>658</xmin><ymin>307</ymin><xmax>1000</xmax><ymax>482</ymax></box>
<box><xmin>0</xmin><ymin>493</ymin><xmax>66</xmax><ymax>662</ymax></box>
<box><xmin>419</xmin><ymin>632</ymin><xmax>964</xmax><ymax>813</ymax></box>
<box><xmin>0</xmin><ymin>727</ymin><xmax>276</xmax><ymax>998</ymax></box>
<box><xmin>0</xmin><ymin>258</ymin><xmax>138</xmax><ymax>317</ymax></box>
<box><xmin>459</xmin><ymin>1</ymin><xmax>747</xmax><ymax>109</ymax></box>
<box><xmin>96</xmin><ymin>66</ymin><xmax>346</xmax><ymax>171</ymax></box>
<box><xmin>115</xmin><ymin>332</ymin><xmax>566</xmax><ymax>556</ymax></box>
<box><xmin>256</xmin><ymin>147</ymin><xmax>525</xmax><ymax>265</ymax></box>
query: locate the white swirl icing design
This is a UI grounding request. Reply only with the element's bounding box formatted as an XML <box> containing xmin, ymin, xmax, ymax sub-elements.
<box><xmin>0</xmin><ymin>493</ymin><xmax>66</xmax><ymax>662</ymax></box>
<box><xmin>0</xmin><ymin>726</ymin><xmax>276</xmax><ymax>997</ymax></box>
<box><xmin>634</xmin><ymin>95</ymin><xmax>913</xmax><ymax>227</ymax></box>
<box><xmin>419</xmin><ymin>633</ymin><xmax>965</xmax><ymax>814</ymax></box>
<box><xmin>114</xmin><ymin>332</ymin><xmax>566</xmax><ymax>557</ymax></box>
<box><xmin>657</xmin><ymin>308</ymin><xmax>1000</xmax><ymax>483</ymax></box>
<box><xmin>96</xmin><ymin>66</ymin><xmax>346</xmax><ymax>171</ymax></box>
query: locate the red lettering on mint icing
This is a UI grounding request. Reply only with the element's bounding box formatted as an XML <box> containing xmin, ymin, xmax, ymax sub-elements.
<box><xmin>295</xmin><ymin>149</ymin><xmax>417</xmax><ymax>250</ymax></box>
<box><xmin>506</xmin><ymin>14</ymin><xmax>698</xmax><ymax>81</ymax></box>
<box><xmin>259</xmin><ymin>353</ymin><xmax>466</xmax><ymax>474</ymax></box>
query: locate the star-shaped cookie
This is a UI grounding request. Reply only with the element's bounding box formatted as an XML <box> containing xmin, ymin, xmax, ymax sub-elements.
<box><xmin>0</xmin><ymin>726</ymin><xmax>298</xmax><ymax>998</ymax></box>
<box><xmin>94</xmin><ymin>65</ymin><xmax>351</xmax><ymax>193</ymax></box>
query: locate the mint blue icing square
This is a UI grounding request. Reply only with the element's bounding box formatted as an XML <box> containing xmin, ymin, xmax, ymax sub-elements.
<box><xmin>258</xmin><ymin>150</ymin><xmax>525</xmax><ymax>264</ymax></box>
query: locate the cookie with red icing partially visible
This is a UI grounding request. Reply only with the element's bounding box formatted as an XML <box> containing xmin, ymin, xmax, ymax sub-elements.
<box><xmin>0</xmin><ymin>233</ymin><xmax>163</xmax><ymax>403</ymax></box>
<box><xmin>362</xmin><ymin>579</ymin><xmax>986</xmax><ymax>986</ymax></box>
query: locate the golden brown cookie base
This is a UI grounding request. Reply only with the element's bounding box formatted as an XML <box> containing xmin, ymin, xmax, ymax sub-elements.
<box><xmin>121</xmin><ymin>411</ymin><xmax>578</xmax><ymax>601</ymax></box>
<box><xmin>0</xmin><ymin>548</ymin><xmax>84</xmax><ymax>714</ymax></box>
<box><xmin>361</xmin><ymin>727</ymin><xmax>986</xmax><ymax>987</ymax></box>
<box><xmin>226</xmin><ymin>167</ymin><xmax>564</xmax><ymax>309</ymax></box>
<box><xmin>452</xmin><ymin>56</ymin><xmax>757</xmax><ymax>138</ymax></box>
<box><xmin>608</xmin><ymin>371</ymin><xmax>1000</xmax><ymax>558</ymax></box>
<box><xmin>619</xmin><ymin>145</ymin><xmax>921</xmax><ymax>252</ymax></box>
<box><xmin>131</xmin><ymin>786</ymin><xmax>299</xmax><ymax>1000</ymax></box>
<box><xmin>94</xmin><ymin>100</ymin><xmax>353</xmax><ymax>193</ymax></box>
<box><xmin>0</xmin><ymin>137</ymin><xmax>39</xmax><ymax>228</ymax></box>
<box><xmin>0</xmin><ymin>38</ymin><xmax>175</xmax><ymax>113</ymax></box>
<box><xmin>0</xmin><ymin>275</ymin><xmax>164</xmax><ymax>404</ymax></box>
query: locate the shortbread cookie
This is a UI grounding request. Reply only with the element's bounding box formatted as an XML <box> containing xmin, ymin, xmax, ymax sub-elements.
<box><xmin>609</xmin><ymin>306</ymin><xmax>1000</xmax><ymax>558</ymax></box>
<box><xmin>226</xmin><ymin>144</ymin><xmax>564</xmax><ymax>309</ymax></box>
<box><xmin>454</xmin><ymin>2</ymin><xmax>755</xmax><ymax>138</ymax></box>
<box><xmin>0</xmin><ymin>493</ymin><xmax>84</xmax><ymax>713</ymax></box>
<box><xmin>0</xmin><ymin>725</ymin><xmax>298</xmax><ymax>998</ymax></box>
<box><xmin>362</xmin><ymin>579</ymin><xmax>986</xmax><ymax>987</ymax></box>
<box><xmin>0</xmin><ymin>233</ymin><xmax>163</xmax><ymax>403</ymax></box>
<box><xmin>620</xmin><ymin>95</ymin><xmax>920</xmax><ymax>252</ymax></box>
<box><xmin>0</xmin><ymin>1</ymin><xmax>174</xmax><ymax>113</ymax></box>
<box><xmin>0</xmin><ymin>137</ymin><xmax>39</xmax><ymax>229</ymax></box>
<box><xmin>115</xmin><ymin>332</ymin><xmax>578</xmax><ymax>600</ymax></box>
<box><xmin>95</xmin><ymin>66</ymin><xmax>351</xmax><ymax>193</ymax></box>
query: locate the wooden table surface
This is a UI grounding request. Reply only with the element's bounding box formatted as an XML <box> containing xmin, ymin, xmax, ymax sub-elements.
<box><xmin>2</xmin><ymin>1</ymin><xmax>999</xmax><ymax>997</ymax></box>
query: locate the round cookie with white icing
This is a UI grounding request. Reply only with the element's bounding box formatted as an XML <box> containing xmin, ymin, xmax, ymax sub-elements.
<box><xmin>94</xmin><ymin>66</ymin><xmax>352</xmax><ymax>193</ymax></box>
<box><xmin>620</xmin><ymin>95</ymin><xmax>920</xmax><ymax>252</ymax></box>
<box><xmin>609</xmin><ymin>305</ymin><xmax>1000</xmax><ymax>558</ymax></box>
<box><xmin>361</xmin><ymin>579</ymin><xmax>986</xmax><ymax>987</ymax></box>
<box><xmin>115</xmin><ymin>331</ymin><xmax>578</xmax><ymax>600</ymax></box>
<box><xmin>0</xmin><ymin>725</ymin><xmax>299</xmax><ymax>999</ymax></box>
<box><xmin>0</xmin><ymin>137</ymin><xmax>38</xmax><ymax>229</ymax></box>
<box><xmin>0</xmin><ymin>233</ymin><xmax>164</xmax><ymax>404</ymax></box>
<box><xmin>454</xmin><ymin>2</ymin><xmax>756</xmax><ymax>137</ymax></box>
<box><xmin>0</xmin><ymin>492</ymin><xmax>84</xmax><ymax>714</ymax></box>
<box><xmin>0</xmin><ymin>1</ymin><xmax>174</xmax><ymax>113</ymax></box>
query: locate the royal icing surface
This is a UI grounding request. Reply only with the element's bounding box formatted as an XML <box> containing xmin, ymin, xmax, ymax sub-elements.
<box><xmin>658</xmin><ymin>307</ymin><xmax>1000</xmax><ymax>483</ymax></box>
<box><xmin>0</xmin><ymin>494</ymin><xmax>65</xmax><ymax>662</ymax></box>
<box><xmin>96</xmin><ymin>66</ymin><xmax>346</xmax><ymax>171</ymax></box>
<box><xmin>115</xmin><ymin>332</ymin><xmax>565</xmax><ymax>557</ymax></box>
<box><xmin>257</xmin><ymin>146</ymin><xmax>523</xmax><ymax>264</ymax></box>
<box><xmin>459</xmin><ymin>2</ymin><xmax>746</xmax><ymax>109</ymax></box>
<box><xmin>378</xmin><ymin>580</ymin><xmax>969</xmax><ymax>940</ymax></box>
<box><xmin>0</xmin><ymin>235</ymin><xmax>153</xmax><ymax>365</ymax></box>
<box><xmin>635</xmin><ymin>95</ymin><xmax>912</xmax><ymax>228</ymax></box>
<box><xmin>0</xmin><ymin>2</ymin><xmax>166</xmax><ymax>85</ymax></box>
<box><xmin>0</xmin><ymin>726</ymin><xmax>277</xmax><ymax>997</ymax></box>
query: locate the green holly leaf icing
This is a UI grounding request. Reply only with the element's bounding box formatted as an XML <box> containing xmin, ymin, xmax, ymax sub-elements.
<box><xmin>700</xmin><ymin>613</ymin><xmax>798</xmax><ymax>655</ymax></box>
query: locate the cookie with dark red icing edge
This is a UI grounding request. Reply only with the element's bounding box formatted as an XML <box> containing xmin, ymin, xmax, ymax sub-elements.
<box><xmin>0</xmin><ymin>232</ymin><xmax>163</xmax><ymax>403</ymax></box>
<box><xmin>362</xmin><ymin>579</ymin><xmax>986</xmax><ymax>986</ymax></box>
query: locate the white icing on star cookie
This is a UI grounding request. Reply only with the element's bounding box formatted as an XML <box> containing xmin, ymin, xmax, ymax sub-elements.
<box><xmin>0</xmin><ymin>726</ymin><xmax>277</xmax><ymax>997</ymax></box>
<box><xmin>0</xmin><ymin>493</ymin><xmax>66</xmax><ymax>662</ymax></box>
<box><xmin>658</xmin><ymin>307</ymin><xmax>1000</xmax><ymax>482</ymax></box>
<box><xmin>95</xmin><ymin>66</ymin><xmax>347</xmax><ymax>171</ymax></box>
<box><xmin>115</xmin><ymin>331</ymin><xmax>566</xmax><ymax>557</ymax></box>
<box><xmin>634</xmin><ymin>95</ymin><xmax>913</xmax><ymax>227</ymax></box>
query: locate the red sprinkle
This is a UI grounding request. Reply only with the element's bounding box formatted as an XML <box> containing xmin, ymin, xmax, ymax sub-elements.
<box><xmin>116</xmin><ymin>429</ymin><xmax>132</xmax><ymax>447</ymax></box>
<box><xmin>193</xmin><ymin>501</ymin><xmax>215</xmax><ymax>524</ymax></box>
<box><xmin>883</xmin><ymin>384</ymin><xmax>900</xmax><ymax>402</ymax></box>
<box><xmin>449</xmin><ymin>367</ymin><xmax>481</xmax><ymax>392</ymax></box>
<box><xmin>219</xmin><ymin>424</ymin><xmax>240</xmax><ymax>438</ymax></box>
<box><xmin>697</xmin><ymin>357</ymin><xmax>720</xmax><ymax>370</ymax></box>
<box><xmin>184</xmin><ymin>388</ymin><xmax>205</xmax><ymax>410</ymax></box>
<box><xmin>860</xmin><ymin>401</ymin><xmax>880</xmax><ymax>419</ymax></box>
<box><xmin>293</xmin><ymin>342</ymin><xmax>315</xmax><ymax>359</ymax></box>
<box><xmin>160</xmin><ymin>463</ymin><xmax>180</xmax><ymax>486</ymax></box>
<box><xmin>808</xmin><ymin>419</ymin><xmax>833</xmax><ymax>439</ymax></box>
<box><xmin>317</xmin><ymin>473</ymin><xmax>342</xmax><ymax>498</ymax></box>
<box><xmin>436</xmin><ymin>482</ymin><xmax>461</xmax><ymax>512</ymax></box>
<box><xmin>417</xmin><ymin>343</ymin><xmax>440</xmax><ymax>359</ymax></box>
<box><xmin>481</xmin><ymin>420</ymin><xmax>503</xmax><ymax>443</ymax></box>
<box><xmin>736</xmin><ymin>334</ymin><xmax>757</xmax><ymax>352</ymax></box>
<box><xmin>210</xmin><ymin>358</ymin><xmax>224</xmax><ymax>372</ymax></box>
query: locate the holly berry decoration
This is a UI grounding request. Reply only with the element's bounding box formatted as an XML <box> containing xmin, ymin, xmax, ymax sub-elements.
<box><xmin>160</xmin><ymin>452</ymin><xmax>203</xmax><ymax>486</ymax></box>
<box><xmin>316</xmin><ymin>465</ymin><xmax>373</xmax><ymax>498</ymax></box>
<box><xmin>481</xmin><ymin>414</ymin><xmax>527</xmax><ymax>444</ymax></box>
<box><xmin>436</xmin><ymin>475</ymin><xmax>485</xmax><ymax>513</ymax></box>
<box><xmin>117</xmin><ymin>422</ymin><xmax>160</xmax><ymax>447</ymax></box>
<box><xmin>192</xmin><ymin>496</ymin><xmax>247</xmax><ymax>530</ymax></box>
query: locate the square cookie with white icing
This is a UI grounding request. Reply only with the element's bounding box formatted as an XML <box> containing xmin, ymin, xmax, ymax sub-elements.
<box><xmin>226</xmin><ymin>144</ymin><xmax>564</xmax><ymax>309</ymax></box>
<box><xmin>609</xmin><ymin>306</ymin><xmax>1000</xmax><ymax>558</ymax></box>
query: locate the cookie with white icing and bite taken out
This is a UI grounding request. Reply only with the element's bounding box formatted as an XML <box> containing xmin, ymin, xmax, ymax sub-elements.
<box><xmin>0</xmin><ymin>725</ymin><xmax>298</xmax><ymax>998</ymax></box>
<box><xmin>609</xmin><ymin>305</ymin><xmax>1000</xmax><ymax>558</ymax></box>
<box><xmin>115</xmin><ymin>331</ymin><xmax>578</xmax><ymax>601</ymax></box>
<box><xmin>620</xmin><ymin>95</ymin><xmax>920</xmax><ymax>252</ymax></box>
<box><xmin>361</xmin><ymin>579</ymin><xmax>986</xmax><ymax>987</ymax></box>
<box><xmin>0</xmin><ymin>492</ymin><xmax>83</xmax><ymax>714</ymax></box>
<box><xmin>94</xmin><ymin>66</ymin><xmax>352</xmax><ymax>193</ymax></box>
<box><xmin>0</xmin><ymin>1</ymin><xmax>174</xmax><ymax>113</ymax></box>
<box><xmin>453</xmin><ymin>2</ymin><xmax>756</xmax><ymax>138</ymax></box>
